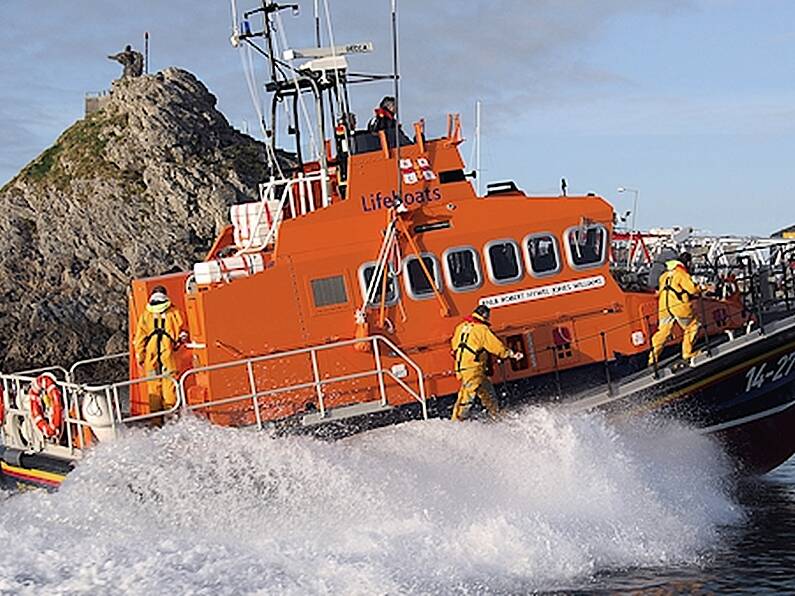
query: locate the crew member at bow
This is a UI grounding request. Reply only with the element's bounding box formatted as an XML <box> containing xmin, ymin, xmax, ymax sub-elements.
<box><xmin>648</xmin><ymin>252</ymin><xmax>702</xmax><ymax>367</ymax></box>
<box><xmin>450</xmin><ymin>304</ymin><xmax>522</xmax><ymax>421</ymax></box>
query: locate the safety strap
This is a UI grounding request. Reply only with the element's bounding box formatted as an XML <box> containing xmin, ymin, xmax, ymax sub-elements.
<box><xmin>662</xmin><ymin>272</ymin><xmax>693</xmax><ymax>320</ymax></box>
<box><xmin>143</xmin><ymin>314</ymin><xmax>177</xmax><ymax>374</ymax></box>
<box><xmin>455</xmin><ymin>323</ymin><xmax>483</xmax><ymax>372</ymax></box>
<box><xmin>663</xmin><ymin>276</ymin><xmax>687</xmax><ymax>301</ymax></box>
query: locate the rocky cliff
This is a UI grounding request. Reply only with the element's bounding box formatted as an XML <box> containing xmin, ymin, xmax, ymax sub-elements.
<box><xmin>0</xmin><ymin>68</ymin><xmax>289</xmax><ymax>371</ymax></box>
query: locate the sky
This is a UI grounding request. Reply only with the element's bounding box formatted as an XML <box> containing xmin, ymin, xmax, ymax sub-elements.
<box><xmin>1</xmin><ymin>0</ymin><xmax>793</xmax><ymax>236</ymax></box>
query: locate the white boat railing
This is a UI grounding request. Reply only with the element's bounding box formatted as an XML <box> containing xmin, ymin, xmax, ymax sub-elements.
<box><xmin>234</xmin><ymin>169</ymin><xmax>331</xmax><ymax>254</ymax></box>
<box><xmin>68</xmin><ymin>352</ymin><xmax>128</xmax><ymax>384</ymax></box>
<box><xmin>1</xmin><ymin>335</ymin><xmax>427</xmax><ymax>464</ymax></box>
<box><xmin>178</xmin><ymin>334</ymin><xmax>428</xmax><ymax>427</ymax></box>
<box><xmin>0</xmin><ymin>369</ymin><xmax>181</xmax><ymax>460</ymax></box>
<box><xmin>1</xmin><ymin>372</ymin><xmax>93</xmax><ymax>458</ymax></box>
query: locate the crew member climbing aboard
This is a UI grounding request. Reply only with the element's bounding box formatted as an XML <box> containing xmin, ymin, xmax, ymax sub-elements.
<box><xmin>450</xmin><ymin>305</ymin><xmax>522</xmax><ymax>421</ymax></box>
<box><xmin>133</xmin><ymin>286</ymin><xmax>187</xmax><ymax>412</ymax></box>
<box><xmin>648</xmin><ymin>252</ymin><xmax>702</xmax><ymax>367</ymax></box>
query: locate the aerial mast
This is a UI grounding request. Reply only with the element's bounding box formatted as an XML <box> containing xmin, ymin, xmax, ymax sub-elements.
<box><xmin>314</xmin><ymin>0</ymin><xmax>322</xmax><ymax>48</ymax></box>
<box><xmin>391</xmin><ymin>0</ymin><xmax>402</xmax><ymax>202</ymax></box>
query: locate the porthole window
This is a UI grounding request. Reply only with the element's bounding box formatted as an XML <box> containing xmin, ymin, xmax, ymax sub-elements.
<box><xmin>359</xmin><ymin>262</ymin><xmax>399</xmax><ymax>307</ymax></box>
<box><xmin>565</xmin><ymin>224</ymin><xmax>607</xmax><ymax>269</ymax></box>
<box><xmin>523</xmin><ymin>233</ymin><xmax>561</xmax><ymax>277</ymax></box>
<box><xmin>443</xmin><ymin>247</ymin><xmax>482</xmax><ymax>292</ymax></box>
<box><xmin>404</xmin><ymin>254</ymin><xmax>441</xmax><ymax>300</ymax></box>
<box><xmin>484</xmin><ymin>239</ymin><xmax>523</xmax><ymax>284</ymax></box>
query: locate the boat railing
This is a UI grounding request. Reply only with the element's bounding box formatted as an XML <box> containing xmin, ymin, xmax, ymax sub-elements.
<box><xmin>532</xmin><ymin>247</ymin><xmax>795</xmax><ymax>400</ymax></box>
<box><xmin>68</xmin><ymin>352</ymin><xmax>129</xmax><ymax>384</ymax></box>
<box><xmin>1</xmin><ymin>372</ymin><xmax>92</xmax><ymax>458</ymax></box>
<box><xmin>0</xmin><ymin>369</ymin><xmax>181</xmax><ymax>460</ymax></box>
<box><xmin>234</xmin><ymin>169</ymin><xmax>330</xmax><ymax>253</ymax></box>
<box><xmin>610</xmin><ymin>232</ymin><xmax>795</xmax><ymax>294</ymax></box>
<box><xmin>178</xmin><ymin>334</ymin><xmax>428</xmax><ymax>427</ymax></box>
<box><xmin>81</xmin><ymin>375</ymin><xmax>182</xmax><ymax>426</ymax></box>
<box><xmin>1</xmin><ymin>334</ymin><xmax>426</xmax><ymax>463</ymax></box>
<box><xmin>10</xmin><ymin>364</ymin><xmax>70</xmax><ymax>381</ymax></box>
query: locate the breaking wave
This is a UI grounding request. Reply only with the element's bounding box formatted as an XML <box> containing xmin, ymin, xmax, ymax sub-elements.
<box><xmin>0</xmin><ymin>408</ymin><xmax>742</xmax><ymax>594</ymax></box>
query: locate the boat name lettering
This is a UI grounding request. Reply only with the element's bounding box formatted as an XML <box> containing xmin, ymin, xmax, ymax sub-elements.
<box><xmin>360</xmin><ymin>188</ymin><xmax>442</xmax><ymax>212</ymax></box>
<box><xmin>744</xmin><ymin>351</ymin><xmax>795</xmax><ymax>393</ymax></box>
<box><xmin>480</xmin><ymin>275</ymin><xmax>606</xmax><ymax>308</ymax></box>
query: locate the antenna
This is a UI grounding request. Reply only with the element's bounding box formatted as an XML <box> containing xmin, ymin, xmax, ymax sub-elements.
<box><xmin>314</xmin><ymin>0</ymin><xmax>321</xmax><ymax>48</ymax></box>
<box><xmin>144</xmin><ymin>32</ymin><xmax>149</xmax><ymax>74</ymax></box>
<box><xmin>391</xmin><ymin>0</ymin><xmax>402</xmax><ymax>202</ymax></box>
<box><xmin>475</xmin><ymin>100</ymin><xmax>482</xmax><ymax>196</ymax></box>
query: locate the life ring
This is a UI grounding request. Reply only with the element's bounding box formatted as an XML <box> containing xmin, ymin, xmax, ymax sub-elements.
<box><xmin>28</xmin><ymin>373</ymin><xmax>63</xmax><ymax>440</ymax></box>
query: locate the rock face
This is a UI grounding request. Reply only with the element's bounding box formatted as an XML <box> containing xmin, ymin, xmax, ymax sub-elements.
<box><xmin>0</xmin><ymin>68</ymin><xmax>288</xmax><ymax>371</ymax></box>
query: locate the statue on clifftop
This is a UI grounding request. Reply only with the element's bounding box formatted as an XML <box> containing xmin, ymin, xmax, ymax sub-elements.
<box><xmin>108</xmin><ymin>45</ymin><xmax>144</xmax><ymax>79</ymax></box>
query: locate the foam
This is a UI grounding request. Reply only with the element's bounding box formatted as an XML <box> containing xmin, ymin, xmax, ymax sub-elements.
<box><xmin>0</xmin><ymin>408</ymin><xmax>741</xmax><ymax>594</ymax></box>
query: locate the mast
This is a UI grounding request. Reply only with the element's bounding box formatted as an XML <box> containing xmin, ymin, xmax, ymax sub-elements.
<box><xmin>475</xmin><ymin>100</ymin><xmax>482</xmax><ymax>196</ymax></box>
<box><xmin>391</xmin><ymin>0</ymin><xmax>402</xmax><ymax>203</ymax></box>
<box><xmin>314</xmin><ymin>0</ymin><xmax>322</xmax><ymax>48</ymax></box>
<box><xmin>231</xmin><ymin>0</ymin><xmax>381</xmax><ymax>187</ymax></box>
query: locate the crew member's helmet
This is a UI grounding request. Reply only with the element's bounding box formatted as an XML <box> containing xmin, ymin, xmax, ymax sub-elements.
<box><xmin>149</xmin><ymin>285</ymin><xmax>169</xmax><ymax>306</ymax></box>
<box><xmin>125</xmin><ymin>44</ymin><xmax>132</xmax><ymax>52</ymax></box>
<box><xmin>472</xmin><ymin>304</ymin><xmax>491</xmax><ymax>323</ymax></box>
<box><xmin>678</xmin><ymin>251</ymin><xmax>693</xmax><ymax>270</ymax></box>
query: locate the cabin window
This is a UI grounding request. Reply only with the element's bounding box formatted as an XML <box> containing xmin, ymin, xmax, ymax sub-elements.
<box><xmin>443</xmin><ymin>247</ymin><xmax>482</xmax><ymax>292</ymax></box>
<box><xmin>311</xmin><ymin>275</ymin><xmax>348</xmax><ymax>307</ymax></box>
<box><xmin>565</xmin><ymin>224</ymin><xmax>607</xmax><ymax>269</ymax></box>
<box><xmin>484</xmin><ymin>239</ymin><xmax>523</xmax><ymax>284</ymax></box>
<box><xmin>523</xmin><ymin>233</ymin><xmax>561</xmax><ymax>277</ymax></box>
<box><xmin>404</xmin><ymin>253</ymin><xmax>441</xmax><ymax>300</ymax></box>
<box><xmin>359</xmin><ymin>262</ymin><xmax>399</xmax><ymax>307</ymax></box>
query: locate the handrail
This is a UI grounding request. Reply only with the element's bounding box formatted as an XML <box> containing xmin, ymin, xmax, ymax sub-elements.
<box><xmin>0</xmin><ymin>373</ymin><xmax>108</xmax><ymax>456</ymax></box>
<box><xmin>81</xmin><ymin>373</ymin><xmax>181</xmax><ymax>425</ymax></box>
<box><xmin>177</xmin><ymin>334</ymin><xmax>427</xmax><ymax>425</ymax></box>
<box><xmin>0</xmin><ymin>368</ymin><xmax>182</xmax><ymax>455</ymax></box>
<box><xmin>68</xmin><ymin>352</ymin><xmax>128</xmax><ymax>383</ymax></box>
<box><xmin>1</xmin><ymin>333</ymin><xmax>424</xmax><ymax>458</ymax></box>
<box><xmin>11</xmin><ymin>364</ymin><xmax>69</xmax><ymax>381</ymax></box>
<box><xmin>243</xmin><ymin>169</ymin><xmax>330</xmax><ymax>254</ymax></box>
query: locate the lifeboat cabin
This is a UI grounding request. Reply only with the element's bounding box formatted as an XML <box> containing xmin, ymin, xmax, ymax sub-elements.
<box><xmin>126</xmin><ymin>123</ymin><xmax>745</xmax><ymax>430</ymax></box>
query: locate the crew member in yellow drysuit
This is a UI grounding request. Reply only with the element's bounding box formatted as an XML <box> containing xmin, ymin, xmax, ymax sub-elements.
<box><xmin>450</xmin><ymin>304</ymin><xmax>522</xmax><ymax>421</ymax></box>
<box><xmin>133</xmin><ymin>286</ymin><xmax>187</xmax><ymax>412</ymax></box>
<box><xmin>648</xmin><ymin>252</ymin><xmax>701</xmax><ymax>367</ymax></box>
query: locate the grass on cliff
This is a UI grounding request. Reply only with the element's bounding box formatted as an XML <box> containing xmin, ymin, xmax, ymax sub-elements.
<box><xmin>3</xmin><ymin>110</ymin><xmax>144</xmax><ymax>193</ymax></box>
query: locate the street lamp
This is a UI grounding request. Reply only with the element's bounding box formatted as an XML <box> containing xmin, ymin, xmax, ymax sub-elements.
<box><xmin>617</xmin><ymin>186</ymin><xmax>640</xmax><ymax>267</ymax></box>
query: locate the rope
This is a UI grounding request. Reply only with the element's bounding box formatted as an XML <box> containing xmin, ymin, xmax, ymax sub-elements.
<box><xmin>360</xmin><ymin>218</ymin><xmax>398</xmax><ymax>311</ymax></box>
<box><xmin>231</xmin><ymin>2</ymin><xmax>285</xmax><ymax>179</ymax></box>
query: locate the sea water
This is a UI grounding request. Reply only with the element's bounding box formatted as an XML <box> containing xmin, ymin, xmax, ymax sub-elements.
<box><xmin>0</xmin><ymin>408</ymin><xmax>759</xmax><ymax>594</ymax></box>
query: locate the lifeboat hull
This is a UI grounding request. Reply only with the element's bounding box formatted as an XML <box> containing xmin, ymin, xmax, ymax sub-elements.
<box><xmin>567</xmin><ymin>314</ymin><xmax>795</xmax><ymax>475</ymax></box>
<box><xmin>0</xmin><ymin>447</ymin><xmax>71</xmax><ymax>490</ymax></box>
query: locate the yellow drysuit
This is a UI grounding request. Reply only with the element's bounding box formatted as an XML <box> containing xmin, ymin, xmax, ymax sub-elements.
<box><xmin>450</xmin><ymin>316</ymin><xmax>511</xmax><ymax>421</ymax></box>
<box><xmin>133</xmin><ymin>302</ymin><xmax>184</xmax><ymax>411</ymax></box>
<box><xmin>648</xmin><ymin>260</ymin><xmax>700</xmax><ymax>365</ymax></box>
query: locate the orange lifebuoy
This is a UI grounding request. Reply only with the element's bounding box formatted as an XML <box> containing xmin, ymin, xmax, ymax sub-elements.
<box><xmin>28</xmin><ymin>374</ymin><xmax>63</xmax><ymax>440</ymax></box>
